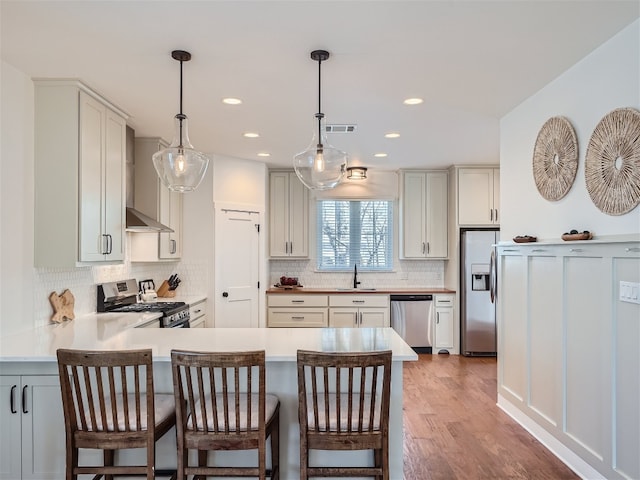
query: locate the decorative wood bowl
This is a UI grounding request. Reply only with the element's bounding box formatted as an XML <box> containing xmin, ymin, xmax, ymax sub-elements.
<box><xmin>561</xmin><ymin>232</ymin><xmax>593</xmax><ymax>241</ymax></box>
<box><xmin>513</xmin><ymin>236</ymin><xmax>537</xmax><ymax>243</ymax></box>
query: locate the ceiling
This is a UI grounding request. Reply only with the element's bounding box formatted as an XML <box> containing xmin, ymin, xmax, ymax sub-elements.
<box><xmin>2</xmin><ymin>1</ymin><xmax>638</xmax><ymax>171</ymax></box>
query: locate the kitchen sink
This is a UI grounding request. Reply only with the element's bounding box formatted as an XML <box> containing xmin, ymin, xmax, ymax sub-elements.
<box><xmin>335</xmin><ymin>288</ymin><xmax>377</xmax><ymax>291</ymax></box>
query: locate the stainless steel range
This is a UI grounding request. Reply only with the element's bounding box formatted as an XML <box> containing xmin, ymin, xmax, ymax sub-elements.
<box><xmin>97</xmin><ymin>279</ymin><xmax>190</xmax><ymax>328</ymax></box>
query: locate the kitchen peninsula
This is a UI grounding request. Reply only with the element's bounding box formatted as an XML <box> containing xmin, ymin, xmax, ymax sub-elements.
<box><xmin>0</xmin><ymin>317</ymin><xmax>416</xmax><ymax>479</ymax></box>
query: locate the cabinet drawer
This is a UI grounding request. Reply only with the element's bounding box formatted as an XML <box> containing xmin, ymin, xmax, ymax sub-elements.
<box><xmin>267</xmin><ymin>295</ymin><xmax>328</xmax><ymax>307</ymax></box>
<box><xmin>435</xmin><ymin>295</ymin><xmax>454</xmax><ymax>307</ymax></box>
<box><xmin>189</xmin><ymin>301</ymin><xmax>206</xmax><ymax>319</ymax></box>
<box><xmin>268</xmin><ymin>308</ymin><xmax>328</xmax><ymax>327</ymax></box>
<box><xmin>329</xmin><ymin>294</ymin><xmax>389</xmax><ymax>308</ymax></box>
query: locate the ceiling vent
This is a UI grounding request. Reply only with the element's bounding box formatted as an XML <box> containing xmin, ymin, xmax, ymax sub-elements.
<box><xmin>325</xmin><ymin>124</ymin><xmax>357</xmax><ymax>133</ymax></box>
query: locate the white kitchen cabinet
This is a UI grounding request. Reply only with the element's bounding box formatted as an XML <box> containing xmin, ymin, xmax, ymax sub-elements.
<box><xmin>434</xmin><ymin>294</ymin><xmax>455</xmax><ymax>351</ymax></box>
<box><xmin>189</xmin><ymin>298</ymin><xmax>207</xmax><ymax>328</ymax></box>
<box><xmin>267</xmin><ymin>294</ymin><xmax>328</xmax><ymax>327</ymax></box>
<box><xmin>130</xmin><ymin>137</ymin><xmax>183</xmax><ymax>261</ymax></box>
<box><xmin>328</xmin><ymin>295</ymin><xmax>390</xmax><ymax>327</ymax></box>
<box><xmin>458</xmin><ymin>167</ymin><xmax>500</xmax><ymax>226</ymax></box>
<box><xmin>34</xmin><ymin>81</ymin><xmax>127</xmax><ymax>267</ymax></box>
<box><xmin>269</xmin><ymin>171</ymin><xmax>308</xmax><ymax>257</ymax></box>
<box><xmin>401</xmin><ymin>171</ymin><xmax>448</xmax><ymax>259</ymax></box>
<box><xmin>0</xmin><ymin>375</ymin><xmax>66</xmax><ymax>479</ymax></box>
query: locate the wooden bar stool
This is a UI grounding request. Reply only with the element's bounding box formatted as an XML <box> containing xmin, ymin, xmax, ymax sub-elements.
<box><xmin>170</xmin><ymin>349</ymin><xmax>280</xmax><ymax>480</ymax></box>
<box><xmin>56</xmin><ymin>348</ymin><xmax>176</xmax><ymax>479</ymax></box>
<box><xmin>297</xmin><ymin>350</ymin><xmax>392</xmax><ymax>479</ymax></box>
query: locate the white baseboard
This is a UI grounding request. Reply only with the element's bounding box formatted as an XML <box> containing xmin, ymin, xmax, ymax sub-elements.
<box><xmin>497</xmin><ymin>394</ymin><xmax>606</xmax><ymax>480</ymax></box>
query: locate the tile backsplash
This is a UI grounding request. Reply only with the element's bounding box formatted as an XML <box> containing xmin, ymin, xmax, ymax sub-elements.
<box><xmin>269</xmin><ymin>259</ymin><xmax>444</xmax><ymax>289</ymax></box>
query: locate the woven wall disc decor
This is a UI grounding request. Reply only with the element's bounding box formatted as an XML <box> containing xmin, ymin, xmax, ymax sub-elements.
<box><xmin>585</xmin><ymin>108</ymin><xmax>640</xmax><ymax>216</ymax></box>
<box><xmin>532</xmin><ymin>116</ymin><xmax>578</xmax><ymax>201</ymax></box>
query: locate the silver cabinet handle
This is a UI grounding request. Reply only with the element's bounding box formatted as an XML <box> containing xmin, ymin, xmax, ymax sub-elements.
<box><xmin>494</xmin><ymin>209</ymin><xmax>498</xmax><ymax>223</ymax></box>
<box><xmin>292</xmin><ymin>316</ymin><xmax>304</xmax><ymax>320</ymax></box>
<box><xmin>359</xmin><ymin>311</ymin><xmax>363</xmax><ymax>325</ymax></box>
<box><xmin>422</xmin><ymin>242</ymin><xmax>425</xmax><ymax>254</ymax></box>
<box><xmin>570</xmin><ymin>248</ymin><xmax>584</xmax><ymax>253</ymax></box>
<box><xmin>291</xmin><ymin>300</ymin><xmax>305</xmax><ymax>303</ymax></box>
<box><xmin>352</xmin><ymin>300</ymin><xmax>365</xmax><ymax>304</ymax></box>
<box><xmin>625</xmin><ymin>247</ymin><xmax>640</xmax><ymax>252</ymax></box>
<box><xmin>490</xmin><ymin>209</ymin><xmax>493</xmax><ymax>222</ymax></box>
<box><xmin>289</xmin><ymin>242</ymin><xmax>293</xmax><ymax>254</ymax></box>
<box><xmin>193</xmin><ymin>309</ymin><xmax>202</xmax><ymax>314</ymax></box>
<box><xmin>436</xmin><ymin>312</ymin><xmax>440</xmax><ymax>324</ymax></box>
<box><xmin>170</xmin><ymin>239</ymin><xmax>177</xmax><ymax>254</ymax></box>
<box><xmin>101</xmin><ymin>234</ymin><xmax>109</xmax><ymax>254</ymax></box>
<box><xmin>531</xmin><ymin>249</ymin><xmax>546</xmax><ymax>253</ymax></box>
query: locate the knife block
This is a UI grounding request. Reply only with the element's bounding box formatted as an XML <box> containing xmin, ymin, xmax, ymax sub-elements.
<box><xmin>157</xmin><ymin>280</ymin><xmax>176</xmax><ymax>298</ymax></box>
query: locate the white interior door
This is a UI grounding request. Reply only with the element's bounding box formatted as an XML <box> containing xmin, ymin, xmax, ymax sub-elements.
<box><xmin>214</xmin><ymin>206</ymin><xmax>260</xmax><ymax>327</ymax></box>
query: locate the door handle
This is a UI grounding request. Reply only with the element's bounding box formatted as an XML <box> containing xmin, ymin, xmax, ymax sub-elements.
<box><xmin>22</xmin><ymin>385</ymin><xmax>28</xmax><ymax>414</ymax></box>
<box><xmin>222</xmin><ymin>292</ymin><xmax>229</xmax><ymax>298</ymax></box>
<box><xmin>10</xmin><ymin>385</ymin><xmax>17</xmax><ymax>414</ymax></box>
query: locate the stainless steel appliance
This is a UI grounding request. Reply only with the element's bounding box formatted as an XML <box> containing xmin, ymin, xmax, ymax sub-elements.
<box><xmin>390</xmin><ymin>294</ymin><xmax>433</xmax><ymax>353</ymax></box>
<box><xmin>461</xmin><ymin>229</ymin><xmax>498</xmax><ymax>356</ymax></box>
<box><xmin>97</xmin><ymin>279</ymin><xmax>190</xmax><ymax>328</ymax></box>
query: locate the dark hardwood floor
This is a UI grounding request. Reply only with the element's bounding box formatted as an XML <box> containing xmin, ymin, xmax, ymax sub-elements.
<box><xmin>403</xmin><ymin>354</ymin><xmax>578</xmax><ymax>480</ymax></box>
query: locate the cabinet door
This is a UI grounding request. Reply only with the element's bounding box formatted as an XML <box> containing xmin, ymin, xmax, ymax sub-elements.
<box><xmin>425</xmin><ymin>172</ymin><xmax>448</xmax><ymax>258</ymax></box>
<box><xmin>360</xmin><ymin>309</ymin><xmax>389</xmax><ymax>327</ymax></box>
<box><xmin>21</xmin><ymin>376</ymin><xmax>67</xmax><ymax>479</ymax></box>
<box><xmin>0</xmin><ymin>377</ymin><xmax>21</xmax><ymax>479</ymax></box>
<box><xmin>329</xmin><ymin>308</ymin><xmax>359</xmax><ymax>327</ymax></box>
<box><xmin>402</xmin><ymin>172</ymin><xmax>426</xmax><ymax>258</ymax></box>
<box><xmin>458</xmin><ymin>168</ymin><xmax>494</xmax><ymax>226</ymax></box>
<box><xmin>269</xmin><ymin>172</ymin><xmax>290</xmax><ymax>257</ymax></box>
<box><xmin>434</xmin><ymin>308</ymin><xmax>454</xmax><ymax>348</ymax></box>
<box><xmin>103</xmin><ymin>109</ymin><xmax>126</xmax><ymax>261</ymax></box>
<box><xmin>79</xmin><ymin>92</ymin><xmax>107</xmax><ymax>262</ymax></box>
<box><xmin>288</xmin><ymin>173</ymin><xmax>308</xmax><ymax>257</ymax></box>
<box><xmin>159</xmin><ymin>187</ymin><xmax>183</xmax><ymax>259</ymax></box>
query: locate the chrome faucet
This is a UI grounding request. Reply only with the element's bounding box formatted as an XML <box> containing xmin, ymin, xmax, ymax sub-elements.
<box><xmin>353</xmin><ymin>263</ymin><xmax>361</xmax><ymax>289</ymax></box>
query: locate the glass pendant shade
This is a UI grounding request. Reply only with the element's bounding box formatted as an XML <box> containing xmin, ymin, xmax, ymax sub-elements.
<box><xmin>152</xmin><ymin>114</ymin><xmax>210</xmax><ymax>192</ymax></box>
<box><xmin>294</xmin><ymin>115</ymin><xmax>347</xmax><ymax>190</ymax></box>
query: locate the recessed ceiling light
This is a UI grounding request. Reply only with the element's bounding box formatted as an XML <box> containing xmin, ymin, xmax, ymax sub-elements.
<box><xmin>374</xmin><ymin>153</ymin><xmax>388</xmax><ymax>158</ymax></box>
<box><xmin>385</xmin><ymin>132</ymin><xmax>400</xmax><ymax>139</ymax></box>
<box><xmin>403</xmin><ymin>97</ymin><xmax>423</xmax><ymax>105</ymax></box>
<box><xmin>222</xmin><ymin>97</ymin><xmax>242</xmax><ymax>105</ymax></box>
<box><xmin>243</xmin><ymin>132</ymin><xmax>260</xmax><ymax>138</ymax></box>
<box><xmin>257</xmin><ymin>152</ymin><xmax>271</xmax><ymax>157</ymax></box>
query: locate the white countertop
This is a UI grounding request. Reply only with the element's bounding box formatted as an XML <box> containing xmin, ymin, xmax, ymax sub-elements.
<box><xmin>0</xmin><ymin>313</ymin><xmax>417</xmax><ymax>363</ymax></box>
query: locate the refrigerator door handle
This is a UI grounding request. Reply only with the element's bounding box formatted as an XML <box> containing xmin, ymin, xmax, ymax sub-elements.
<box><xmin>489</xmin><ymin>248</ymin><xmax>497</xmax><ymax>304</ymax></box>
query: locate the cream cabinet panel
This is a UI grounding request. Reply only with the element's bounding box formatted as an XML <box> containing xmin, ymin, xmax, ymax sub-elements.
<box><xmin>189</xmin><ymin>299</ymin><xmax>206</xmax><ymax>328</ymax></box>
<box><xmin>35</xmin><ymin>81</ymin><xmax>127</xmax><ymax>267</ymax></box>
<box><xmin>329</xmin><ymin>295</ymin><xmax>389</xmax><ymax>308</ymax></box>
<box><xmin>131</xmin><ymin>137</ymin><xmax>183</xmax><ymax>261</ymax></box>
<box><xmin>434</xmin><ymin>294</ymin><xmax>455</xmax><ymax>350</ymax></box>
<box><xmin>267</xmin><ymin>294</ymin><xmax>328</xmax><ymax>327</ymax></box>
<box><xmin>329</xmin><ymin>295</ymin><xmax>390</xmax><ymax>327</ymax></box>
<box><xmin>401</xmin><ymin>171</ymin><xmax>448</xmax><ymax>259</ymax></box>
<box><xmin>269</xmin><ymin>171</ymin><xmax>308</xmax><ymax>257</ymax></box>
<box><xmin>268</xmin><ymin>308</ymin><xmax>328</xmax><ymax>327</ymax></box>
<box><xmin>458</xmin><ymin>167</ymin><xmax>499</xmax><ymax>226</ymax></box>
<box><xmin>329</xmin><ymin>309</ymin><xmax>359</xmax><ymax>327</ymax></box>
<box><xmin>0</xmin><ymin>375</ymin><xmax>67</xmax><ymax>479</ymax></box>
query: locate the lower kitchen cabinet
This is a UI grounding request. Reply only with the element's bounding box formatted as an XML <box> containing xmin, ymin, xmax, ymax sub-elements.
<box><xmin>267</xmin><ymin>294</ymin><xmax>329</xmax><ymax>327</ymax></box>
<box><xmin>0</xmin><ymin>375</ymin><xmax>66</xmax><ymax>479</ymax></box>
<box><xmin>189</xmin><ymin>299</ymin><xmax>207</xmax><ymax>328</ymax></box>
<box><xmin>434</xmin><ymin>294</ymin><xmax>455</xmax><ymax>351</ymax></box>
<box><xmin>328</xmin><ymin>295</ymin><xmax>390</xmax><ymax>328</ymax></box>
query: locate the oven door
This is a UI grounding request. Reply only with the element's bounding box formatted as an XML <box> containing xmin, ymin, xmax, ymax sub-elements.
<box><xmin>164</xmin><ymin>317</ymin><xmax>190</xmax><ymax>328</ymax></box>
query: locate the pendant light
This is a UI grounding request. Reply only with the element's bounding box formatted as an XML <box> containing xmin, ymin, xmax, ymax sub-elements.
<box><xmin>293</xmin><ymin>50</ymin><xmax>347</xmax><ymax>190</ymax></box>
<box><xmin>152</xmin><ymin>50</ymin><xmax>210</xmax><ymax>192</ymax></box>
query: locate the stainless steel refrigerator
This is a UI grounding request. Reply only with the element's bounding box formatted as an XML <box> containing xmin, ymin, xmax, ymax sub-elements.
<box><xmin>461</xmin><ymin>229</ymin><xmax>498</xmax><ymax>356</ymax></box>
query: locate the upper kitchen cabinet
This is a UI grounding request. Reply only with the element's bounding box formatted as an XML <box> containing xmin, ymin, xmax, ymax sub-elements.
<box><xmin>34</xmin><ymin>80</ymin><xmax>127</xmax><ymax>267</ymax></box>
<box><xmin>400</xmin><ymin>170</ymin><xmax>448</xmax><ymax>259</ymax></box>
<box><xmin>269</xmin><ymin>171</ymin><xmax>308</xmax><ymax>258</ymax></box>
<box><xmin>458</xmin><ymin>167</ymin><xmax>500</xmax><ymax>226</ymax></box>
<box><xmin>130</xmin><ymin>137</ymin><xmax>183</xmax><ymax>261</ymax></box>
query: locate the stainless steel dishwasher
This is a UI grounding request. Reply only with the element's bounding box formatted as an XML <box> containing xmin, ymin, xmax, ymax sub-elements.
<box><xmin>390</xmin><ymin>294</ymin><xmax>433</xmax><ymax>353</ymax></box>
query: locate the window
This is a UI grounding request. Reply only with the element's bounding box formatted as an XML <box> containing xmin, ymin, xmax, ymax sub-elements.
<box><xmin>316</xmin><ymin>200</ymin><xmax>393</xmax><ymax>271</ymax></box>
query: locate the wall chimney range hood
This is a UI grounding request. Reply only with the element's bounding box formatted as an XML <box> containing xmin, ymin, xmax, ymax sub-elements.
<box><xmin>126</xmin><ymin>207</ymin><xmax>174</xmax><ymax>232</ymax></box>
<box><xmin>124</xmin><ymin>126</ymin><xmax>173</xmax><ymax>232</ymax></box>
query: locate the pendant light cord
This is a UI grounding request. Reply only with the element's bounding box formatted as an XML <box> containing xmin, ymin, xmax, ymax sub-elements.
<box><xmin>178</xmin><ymin>58</ymin><xmax>185</xmax><ymax>149</ymax></box>
<box><xmin>316</xmin><ymin>56</ymin><xmax>324</xmax><ymax>150</ymax></box>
